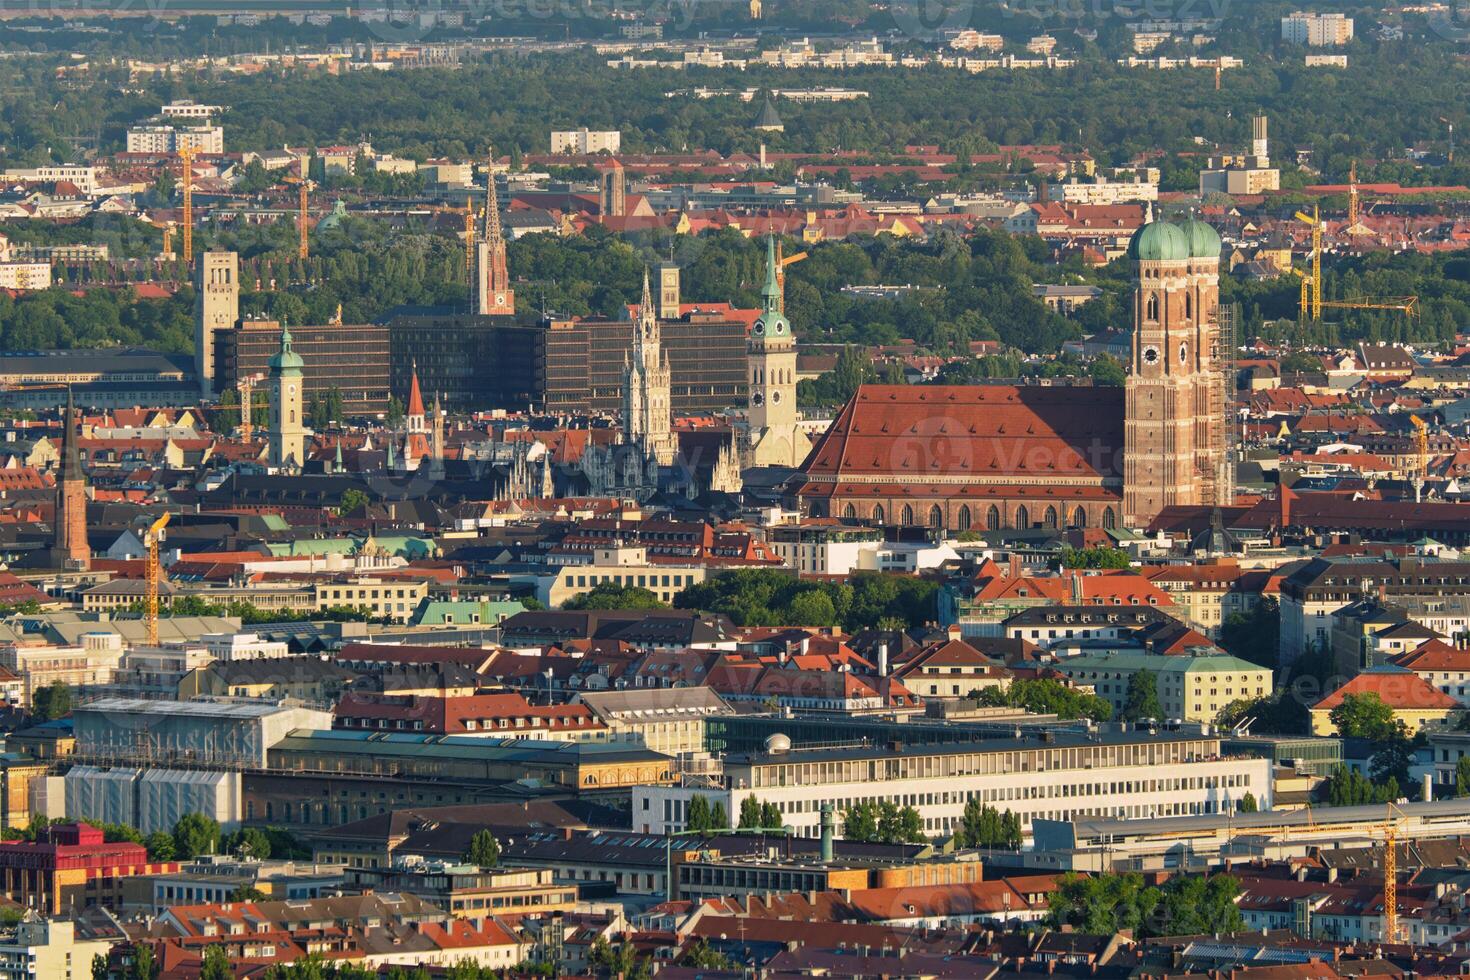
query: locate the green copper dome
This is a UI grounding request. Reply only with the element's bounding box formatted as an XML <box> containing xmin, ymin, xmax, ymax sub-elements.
<box><xmin>1175</xmin><ymin>216</ymin><xmax>1222</xmax><ymax>260</ymax></box>
<box><xmin>268</xmin><ymin>325</ymin><xmax>304</xmax><ymax>374</ymax></box>
<box><xmin>1127</xmin><ymin>219</ymin><xmax>1190</xmax><ymax>261</ymax></box>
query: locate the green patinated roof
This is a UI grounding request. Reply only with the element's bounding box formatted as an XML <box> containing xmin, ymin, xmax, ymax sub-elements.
<box><xmin>1058</xmin><ymin>652</ymin><xmax>1270</xmax><ymax>675</ymax></box>
<box><xmin>411</xmin><ymin>600</ymin><xmax>526</xmax><ymax>626</ymax></box>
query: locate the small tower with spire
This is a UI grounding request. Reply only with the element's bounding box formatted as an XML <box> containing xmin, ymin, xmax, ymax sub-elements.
<box><xmin>266</xmin><ymin>324</ymin><xmax>305</xmax><ymax>471</ymax></box>
<box><xmin>430</xmin><ymin>391</ymin><xmax>446</xmax><ymax>478</ymax></box>
<box><xmin>743</xmin><ymin>235</ymin><xmax>809</xmax><ymax>468</ymax></box>
<box><xmin>53</xmin><ymin>386</ymin><xmax>89</xmax><ymax>569</ymax></box>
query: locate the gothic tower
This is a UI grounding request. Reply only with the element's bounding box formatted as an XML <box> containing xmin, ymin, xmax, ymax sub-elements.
<box><xmin>475</xmin><ymin>171</ymin><xmax>514</xmax><ymax>316</ymax></box>
<box><xmin>623</xmin><ymin>269</ymin><xmax>678</xmax><ymax>467</ymax></box>
<box><xmin>1123</xmin><ymin>214</ymin><xmax>1227</xmax><ymax>527</ymax></box>
<box><xmin>600</xmin><ymin>160</ymin><xmax>627</xmax><ymax>219</ymax></box>
<box><xmin>194</xmin><ymin>250</ymin><xmax>239</xmax><ymax>396</ymax></box>
<box><xmin>267</xmin><ymin>324</ymin><xmax>306</xmax><ymax>471</ymax></box>
<box><xmin>744</xmin><ymin>236</ymin><xmax>811</xmax><ymax>468</ymax></box>
<box><xmin>53</xmin><ymin>386</ymin><xmax>89</xmax><ymax>569</ymax></box>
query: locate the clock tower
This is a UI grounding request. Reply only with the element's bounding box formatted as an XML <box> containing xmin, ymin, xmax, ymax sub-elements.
<box><xmin>1123</xmin><ymin>213</ymin><xmax>1225</xmax><ymax>526</ymax></box>
<box><xmin>267</xmin><ymin>324</ymin><xmax>306</xmax><ymax>471</ymax></box>
<box><xmin>745</xmin><ymin>236</ymin><xmax>810</xmax><ymax>468</ymax></box>
<box><xmin>475</xmin><ymin>171</ymin><xmax>515</xmax><ymax>316</ymax></box>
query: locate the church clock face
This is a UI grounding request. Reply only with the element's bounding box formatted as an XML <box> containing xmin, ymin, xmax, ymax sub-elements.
<box><xmin>771</xmin><ymin>390</ymin><xmax>782</xmax><ymax>403</ymax></box>
<box><xmin>753</xmin><ymin>322</ymin><xmax>765</xmax><ymax>336</ymax></box>
<box><xmin>752</xmin><ymin>392</ymin><xmax>765</xmax><ymax>406</ymax></box>
<box><xmin>1179</xmin><ymin>341</ymin><xmax>1189</xmax><ymax>364</ymax></box>
<box><xmin>1142</xmin><ymin>346</ymin><xmax>1160</xmax><ymax>365</ymax></box>
<box><xmin>495</xmin><ymin>293</ymin><xmax>507</xmax><ymax>307</ymax></box>
<box><xmin>773</xmin><ymin>322</ymin><xmax>784</xmax><ymax>334</ymax></box>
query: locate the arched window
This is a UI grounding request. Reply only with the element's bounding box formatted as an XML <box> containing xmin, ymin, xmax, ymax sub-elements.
<box><xmin>872</xmin><ymin>504</ymin><xmax>885</xmax><ymax>524</ymax></box>
<box><xmin>1145</xmin><ymin>293</ymin><xmax>1159</xmax><ymax>321</ymax></box>
<box><xmin>842</xmin><ymin>503</ymin><xmax>856</xmax><ymax>520</ymax></box>
<box><xmin>928</xmin><ymin>504</ymin><xmax>943</xmax><ymax>528</ymax></box>
<box><xmin>1015</xmin><ymin>505</ymin><xmax>1030</xmax><ymax>529</ymax></box>
<box><xmin>986</xmin><ymin>505</ymin><xmax>1001</xmax><ymax>531</ymax></box>
<box><xmin>956</xmin><ymin>505</ymin><xmax>972</xmax><ymax>532</ymax></box>
<box><xmin>1184</xmin><ymin>292</ymin><xmax>1193</xmax><ymax>320</ymax></box>
<box><xmin>1072</xmin><ymin>506</ymin><xmax>1087</xmax><ymax>528</ymax></box>
<box><xmin>1102</xmin><ymin>507</ymin><xmax>1117</xmax><ymax>529</ymax></box>
<box><xmin>810</xmin><ymin>500</ymin><xmax>827</xmax><ymax>518</ymax></box>
<box><xmin>901</xmin><ymin>504</ymin><xmax>915</xmax><ymax>525</ymax></box>
<box><xmin>1043</xmin><ymin>506</ymin><xmax>1058</xmax><ymax>529</ymax></box>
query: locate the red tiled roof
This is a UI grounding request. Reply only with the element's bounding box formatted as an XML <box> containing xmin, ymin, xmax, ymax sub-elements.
<box><xmin>1313</xmin><ymin>669</ymin><xmax>1460</xmax><ymax>711</ymax></box>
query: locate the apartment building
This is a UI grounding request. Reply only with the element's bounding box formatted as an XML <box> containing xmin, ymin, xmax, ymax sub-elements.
<box><xmin>633</xmin><ymin>728</ymin><xmax>1272</xmax><ymax>838</ymax></box>
<box><xmin>550</xmin><ymin>128</ymin><xmax>621</xmax><ymax>155</ymax></box>
<box><xmin>1052</xmin><ymin>652</ymin><xmax>1273</xmax><ymax>723</ymax></box>
<box><xmin>314</xmin><ymin>577</ymin><xmax>429</xmax><ymax>622</ymax></box>
<box><xmin>527</xmin><ymin>544</ymin><xmax>706</xmax><ymax>607</ymax></box>
<box><xmin>125</xmin><ymin>124</ymin><xmax>224</xmax><ymax>154</ymax></box>
<box><xmin>1281</xmin><ymin>11</ymin><xmax>1353</xmax><ymax>46</ymax></box>
<box><xmin>1279</xmin><ymin>557</ymin><xmax>1470</xmax><ymax>668</ymax></box>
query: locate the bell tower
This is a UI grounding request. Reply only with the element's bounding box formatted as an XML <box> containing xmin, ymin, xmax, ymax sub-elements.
<box><xmin>267</xmin><ymin>324</ymin><xmax>306</xmax><ymax>471</ymax></box>
<box><xmin>1123</xmin><ymin>216</ymin><xmax>1204</xmax><ymax>527</ymax></box>
<box><xmin>744</xmin><ymin>236</ymin><xmax>810</xmax><ymax>468</ymax></box>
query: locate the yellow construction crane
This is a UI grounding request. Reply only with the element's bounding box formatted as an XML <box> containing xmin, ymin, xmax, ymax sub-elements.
<box><xmin>179</xmin><ymin>144</ymin><xmax>196</xmax><ymax>266</ymax></box>
<box><xmin>144</xmin><ymin>512</ymin><xmax>171</xmax><ymax>647</ymax></box>
<box><xmin>464</xmin><ymin>195</ymin><xmax>475</xmax><ymax>280</ymax></box>
<box><xmin>1442</xmin><ymin>117</ymin><xmax>1455</xmax><ymax>164</ymax></box>
<box><xmin>1410</xmin><ymin>414</ymin><xmax>1430</xmax><ymax>503</ymax></box>
<box><xmin>774</xmin><ymin>241</ymin><xmax>807</xmax><ymax>314</ymax></box>
<box><xmin>1297</xmin><ymin>205</ymin><xmax>1417</xmax><ymax>323</ymax></box>
<box><xmin>236</xmin><ymin>373</ymin><xmax>266</xmax><ymax>442</ymax></box>
<box><xmin>1295</xmin><ymin>205</ymin><xmax>1323</xmax><ymax>322</ymax></box>
<box><xmin>1383</xmin><ymin>801</ymin><xmax>1407</xmax><ymax>944</ymax></box>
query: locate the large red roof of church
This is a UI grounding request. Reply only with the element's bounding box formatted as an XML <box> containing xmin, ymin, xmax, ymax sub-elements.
<box><xmin>798</xmin><ymin>384</ymin><xmax>1124</xmax><ymax>484</ymax></box>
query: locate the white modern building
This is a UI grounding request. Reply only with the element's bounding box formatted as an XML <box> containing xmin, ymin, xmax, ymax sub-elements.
<box><xmin>633</xmin><ymin>727</ymin><xmax>1272</xmax><ymax>839</ymax></box>
<box><xmin>550</xmin><ymin>128</ymin><xmax>621</xmax><ymax>155</ymax></box>
<box><xmin>126</xmin><ymin>124</ymin><xmax>224</xmax><ymax>155</ymax></box>
<box><xmin>1281</xmin><ymin>11</ymin><xmax>1353</xmax><ymax>46</ymax></box>
<box><xmin>162</xmin><ymin>100</ymin><xmax>223</xmax><ymax>119</ymax></box>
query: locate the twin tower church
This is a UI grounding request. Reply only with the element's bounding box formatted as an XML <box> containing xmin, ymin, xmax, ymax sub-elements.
<box><xmin>257</xmin><ymin>211</ymin><xmax>1229</xmax><ymax>529</ymax></box>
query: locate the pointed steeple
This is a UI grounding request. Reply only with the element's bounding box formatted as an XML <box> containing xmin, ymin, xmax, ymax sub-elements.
<box><xmin>482</xmin><ymin>165</ymin><xmax>504</xmax><ymax>247</ymax></box>
<box><xmin>60</xmin><ymin>385</ymin><xmax>82</xmax><ymax>484</ymax></box>
<box><xmin>407</xmin><ymin>361</ymin><xmax>425</xmax><ymax>419</ymax></box>
<box><xmin>639</xmin><ymin>267</ymin><xmax>655</xmax><ymax>327</ymax></box>
<box><xmin>333</xmin><ymin>440</ymin><xmax>344</xmax><ymax>472</ymax></box>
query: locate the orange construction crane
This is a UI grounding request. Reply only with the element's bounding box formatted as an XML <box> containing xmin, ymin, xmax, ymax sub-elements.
<box><xmin>236</xmin><ymin>373</ymin><xmax>266</xmax><ymax>442</ymax></box>
<box><xmin>144</xmin><ymin>512</ymin><xmax>171</xmax><ymax>647</ymax></box>
<box><xmin>283</xmin><ymin>175</ymin><xmax>312</xmax><ymax>259</ymax></box>
<box><xmin>179</xmin><ymin>145</ymin><xmax>196</xmax><ymax>266</ymax></box>
<box><xmin>1383</xmin><ymin>801</ymin><xmax>1407</xmax><ymax>944</ymax></box>
<box><xmin>775</xmin><ymin>241</ymin><xmax>807</xmax><ymax>314</ymax></box>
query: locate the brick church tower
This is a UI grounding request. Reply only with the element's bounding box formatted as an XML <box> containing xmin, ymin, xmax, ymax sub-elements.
<box><xmin>53</xmin><ymin>387</ymin><xmax>89</xmax><ymax>569</ymax></box>
<box><xmin>1123</xmin><ymin>213</ymin><xmax>1231</xmax><ymax>527</ymax></box>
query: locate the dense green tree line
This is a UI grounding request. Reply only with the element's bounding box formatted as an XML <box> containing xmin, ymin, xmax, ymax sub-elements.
<box><xmin>674</xmin><ymin>568</ymin><xmax>938</xmax><ymax>631</ymax></box>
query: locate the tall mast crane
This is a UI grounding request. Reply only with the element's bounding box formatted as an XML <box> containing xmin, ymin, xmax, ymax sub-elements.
<box><xmin>236</xmin><ymin>373</ymin><xmax>265</xmax><ymax>442</ymax></box>
<box><xmin>1442</xmin><ymin>117</ymin><xmax>1456</xmax><ymax>164</ymax></box>
<box><xmin>1295</xmin><ymin>205</ymin><xmax>1322</xmax><ymax>323</ymax></box>
<box><xmin>1383</xmin><ymin>801</ymin><xmax>1407</xmax><ymax>944</ymax></box>
<box><xmin>144</xmin><ymin>512</ymin><xmax>171</xmax><ymax>647</ymax></box>
<box><xmin>1410</xmin><ymin>415</ymin><xmax>1430</xmax><ymax>504</ymax></box>
<box><xmin>179</xmin><ymin>144</ymin><xmax>196</xmax><ymax>266</ymax></box>
<box><xmin>464</xmin><ymin>195</ymin><xmax>475</xmax><ymax>280</ymax></box>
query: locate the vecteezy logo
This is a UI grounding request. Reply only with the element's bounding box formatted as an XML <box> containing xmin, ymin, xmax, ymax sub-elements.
<box><xmin>1428</xmin><ymin>3</ymin><xmax>1470</xmax><ymax>42</ymax></box>
<box><xmin>358</xmin><ymin>0</ymin><xmax>443</xmax><ymax>45</ymax></box>
<box><xmin>890</xmin><ymin>0</ymin><xmax>974</xmax><ymax>41</ymax></box>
